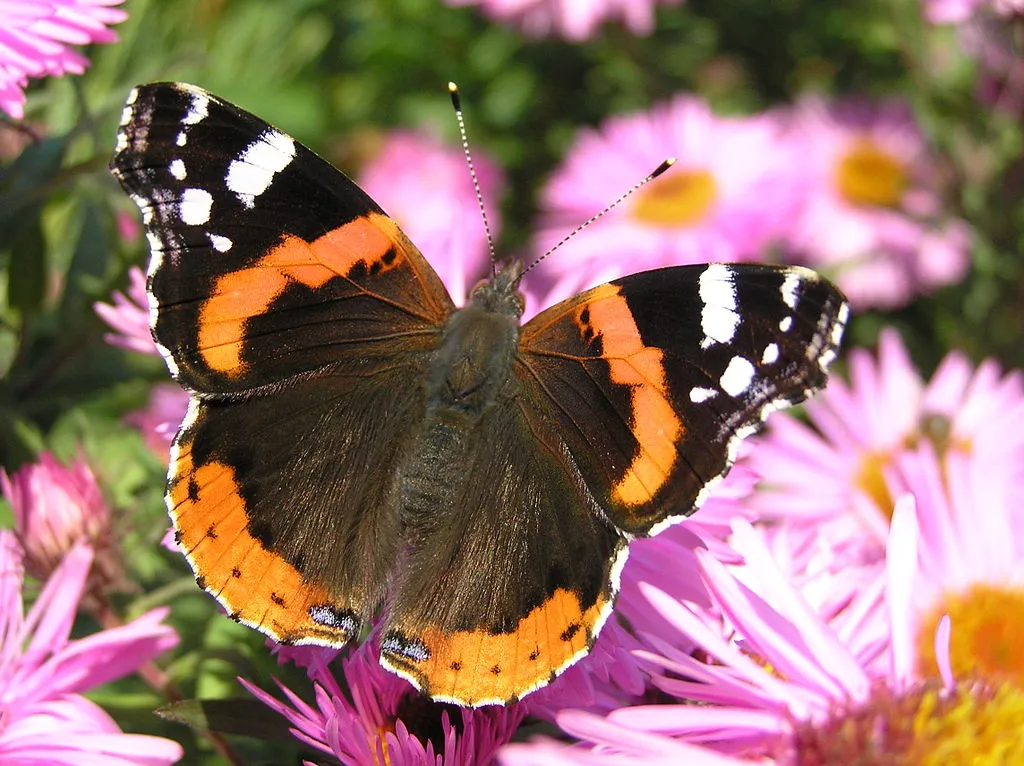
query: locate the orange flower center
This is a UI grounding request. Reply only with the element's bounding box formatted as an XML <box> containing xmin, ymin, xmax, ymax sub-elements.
<box><xmin>835</xmin><ymin>139</ymin><xmax>908</xmax><ymax>208</ymax></box>
<box><xmin>631</xmin><ymin>169</ymin><xmax>718</xmax><ymax>227</ymax></box>
<box><xmin>917</xmin><ymin>583</ymin><xmax>1024</xmax><ymax>688</ymax></box>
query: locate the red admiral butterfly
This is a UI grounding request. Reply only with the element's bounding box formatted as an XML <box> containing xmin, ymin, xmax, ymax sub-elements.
<box><xmin>111</xmin><ymin>83</ymin><xmax>848</xmax><ymax>706</ymax></box>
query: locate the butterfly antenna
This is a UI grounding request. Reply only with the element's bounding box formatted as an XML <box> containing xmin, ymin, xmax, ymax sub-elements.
<box><xmin>449</xmin><ymin>82</ymin><xmax>498</xmax><ymax>276</ymax></box>
<box><xmin>517</xmin><ymin>157</ymin><xmax>676</xmax><ymax>283</ymax></box>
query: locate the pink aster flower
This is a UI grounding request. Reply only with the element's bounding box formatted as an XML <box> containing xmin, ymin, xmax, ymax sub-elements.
<box><xmin>0</xmin><ymin>531</ymin><xmax>182</xmax><ymax>764</ymax></box>
<box><xmin>244</xmin><ymin>633</ymin><xmax>524</xmax><ymax>765</ymax></box>
<box><xmin>94</xmin><ymin>266</ymin><xmax>157</xmax><ymax>356</ymax></box>
<box><xmin>892</xmin><ymin>444</ymin><xmax>1024</xmax><ymax>689</ymax></box>
<box><xmin>1</xmin><ymin>453</ymin><xmax>120</xmax><ymax>595</ymax></box>
<box><xmin>358</xmin><ymin>130</ymin><xmax>505</xmax><ymax>306</ymax></box>
<box><xmin>533</xmin><ymin>96</ymin><xmax>804</xmax><ymax>303</ymax></box>
<box><xmin>504</xmin><ymin>502</ymin><xmax>1023</xmax><ymax>763</ymax></box>
<box><xmin>611</xmin><ymin>455</ymin><xmax>760</xmax><ymax>647</ymax></box>
<box><xmin>781</xmin><ymin>97</ymin><xmax>970</xmax><ymax>309</ymax></box>
<box><xmin>0</xmin><ymin>0</ymin><xmax>128</xmax><ymax>120</ymax></box>
<box><xmin>445</xmin><ymin>0</ymin><xmax>683</xmax><ymax>41</ymax></box>
<box><xmin>747</xmin><ymin>328</ymin><xmax>1024</xmax><ymax>581</ymax></box>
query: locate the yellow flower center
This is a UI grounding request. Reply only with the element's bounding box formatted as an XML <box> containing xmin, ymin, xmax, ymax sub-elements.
<box><xmin>854</xmin><ymin>450</ymin><xmax>896</xmax><ymax>518</ymax></box>
<box><xmin>631</xmin><ymin>169</ymin><xmax>718</xmax><ymax>227</ymax></box>
<box><xmin>908</xmin><ymin>681</ymin><xmax>1024</xmax><ymax>765</ymax></box>
<box><xmin>854</xmin><ymin>416</ymin><xmax>971</xmax><ymax>521</ymax></box>
<box><xmin>917</xmin><ymin>584</ymin><xmax>1024</xmax><ymax>687</ymax></box>
<box><xmin>835</xmin><ymin>139</ymin><xmax>908</xmax><ymax>208</ymax></box>
<box><xmin>789</xmin><ymin>679</ymin><xmax>1024</xmax><ymax>765</ymax></box>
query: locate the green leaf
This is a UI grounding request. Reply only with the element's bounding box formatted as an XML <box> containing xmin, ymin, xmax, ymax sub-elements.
<box><xmin>0</xmin><ymin>135</ymin><xmax>71</xmax><ymax>316</ymax></box>
<box><xmin>6</xmin><ymin>217</ymin><xmax>46</xmax><ymax>314</ymax></box>
<box><xmin>60</xmin><ymin>200</ymin><xmax>111</xmax><ymax>318</ymax></box>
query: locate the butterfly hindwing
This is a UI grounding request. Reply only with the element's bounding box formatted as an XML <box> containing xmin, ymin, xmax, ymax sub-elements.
<box><xmin>380</xmin><ymin>386</ymin><xmax>627</xmax><ymax>706</ymax></box>
<box><xmin>519</xmin><ymin>263</ymin><xmax>848</xmax><ymax>535</ymax></box>
<box><xmin>111</xmin><ymin>82</ymin><xmax>454</xmax><ymax>394</ymax></box>
<box><xmin>169</xmin><ymin>366</ymin><xmax>432</xmax><ymax>646</ymax></box>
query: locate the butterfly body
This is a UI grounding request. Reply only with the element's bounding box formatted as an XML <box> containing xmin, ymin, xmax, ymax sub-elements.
<box><xmin>111</xmin><ymin>82</ymin><xmax>849</xmax><ymax>706</ymax></box>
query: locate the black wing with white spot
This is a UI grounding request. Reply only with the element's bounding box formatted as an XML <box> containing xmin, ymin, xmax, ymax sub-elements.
<box><xmin>110</xmin><ymin>82</ymin><xmax>454</xmax><ymax>395</ymax></box>
<box><xmin>518</xmin><ymin>262</ymin><xmax>849</xmax><ymax>536</ymax></box>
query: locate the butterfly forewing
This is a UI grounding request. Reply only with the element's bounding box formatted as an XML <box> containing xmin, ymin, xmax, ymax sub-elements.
<box><xmin>111</xmin><ymin>82</ymin><xmax>454</xmax><ymax>395</ymax></box>
<box><xmin>518</xmin><ymin>263</ymin><xmax>848</xmax><ymax>536</ymax></box>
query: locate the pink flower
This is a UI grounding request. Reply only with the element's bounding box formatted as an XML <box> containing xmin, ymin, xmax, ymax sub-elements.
<box><xmin>1</xmin><ymin>453</ymin><xmax>117</xmax><ymax>591</ymax></box>
<box><xmin>244</xmin><ymin>634</ymin><xmax>524</xmax><ymax>765</ymax></box>
<box><xmin>0</xmin><ymin>531</ymin><xmax>182</xmax><ymax>764</ymax></box>
<box><xmin>533</xmin><ymin>96</ymin><xmax>804</xmax><ymax>303</ymax></box>
<box><xmin>504</xmin><ymin>502</ymin><xmax>1022</xmax><ymax>763</ymax></box>
<box><xmin>115</xmin><ymin>208</ymin><xmax>142</xmax><ymax>244</ymax></box>
<box><xmin>747</xmin><ymin>328</ymin><xmax>1024</xmax><ymax>581</ymax></box>
<box><xmin>925</xmin><ymin>0</ymin><xmax>986</xmax><ymax>22</ymax></box>
<box><xmin>0</xmin><ymin>0</ymin><xmax>128</xmax><ymax>119</ymax></box>
<box><xmin>358</xmin><ymin>130</ymin><xmax>505</xmax><ymax>306</ymax></box>
<box><xmin>95</xmin><ymin>269</ymin><xmax>191</xmax><ymax>455</ymax></box>
<box><xmin>445</xmin><ymin>0</ymin><xmax>682</xmax><ymax>40</ymax></box>
<box><xmin>125</xmin><ymin>382</ymin><xmax>190</xmax><ymax>458</ymax></box>
<box><xmin>925</xmin><ymin>0</ymin><xmax>1024</xmax><ymax>22</ymax></box>
<box><xmin>94</xmin><ymin>266</ymin><xmax>157</xmax><ymax>356</ymax></box>
<box><xmin>781</xmin><ymin>97</ymin><xmax>970</xmax><ymax>309</ymax></box>
<box><xmin>612</xmin><ymin>456</ymin><xmax>760</xmax><ymax>649</ymax></box>
<box><xmin>893</xmin><ymin>445</ymin><xmax>1024</xmax><ymax>688</ymax></box>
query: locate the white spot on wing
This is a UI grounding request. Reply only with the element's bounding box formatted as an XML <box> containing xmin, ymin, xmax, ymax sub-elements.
<box><xmin>179</xmin><ymin>188</ymin><xmax>213</xmax><ymax>225</ymax></box>
<box><xmin>226</xmin><ymin>129</ymin><xmax>296</xmax><ymax>209</ymax></box>
<box><xmin>698</xmin><ymin>264</ymin><xmax>739</xmax><ymax>348</ymax></box>
<box><xmin>182</xmin><ymin>91</ymin><xmax>209</xmax><ymax>125</ymax></box>
<box><xmin>720</xmin><ymin>356</ymin><xmax>755</xmax><ymax>397</ymax></box>
<box><xmin>779</xmin><ymin>315</ymin><xmax>793</xmax><ymax>333</ymax></box>
<box><xmin>167</xmin><ymin>397</ymin><xmax>202</xmax><ymax>472</ymax></box>
<box><xmin>780</xmin><ymin>270</ymin><xmax>803</xmax><ymax>310</ymax></box>
<box><xmin>169</xmin><ymin>158</ymin><xmax>186</xmax><ymax>180</ymax></box>
<box><xmin>145</xmin><ymin>231</ymin><xmax>163</xmax><ymax>258</ymax></box>
<box><xmin>689</xmin><ymin>386</ymin><xmax>717</xmax><ymax>403</ymax></box>
<box><xmin>209</xmin><ymin>234</ymin><xmax>233</xmax><ymax>252</ymax></box>
<box><xmin>832</xmin><ymin>303</ymin><xmax>850</xmax><ymax>346</ymax></box>
<box><xmin>176</xmin><ymin>131</ymin><xmax>187</xmax><ymax>147</ymax></box>
<box><xmin>761</xmin><ymin>342</ymin><xmax>779</xmax><ymax>365</ymax></box>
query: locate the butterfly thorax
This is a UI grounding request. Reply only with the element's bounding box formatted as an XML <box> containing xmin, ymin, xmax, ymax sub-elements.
<box><xmin>424</xmin><ymin>263</ymin><xmax>525</xmax><ymax>419</ymax></box>
<box><xmin>398</xmin><ymin>270</ymin><xmax>524</xmax><ymax>565</ymax></box>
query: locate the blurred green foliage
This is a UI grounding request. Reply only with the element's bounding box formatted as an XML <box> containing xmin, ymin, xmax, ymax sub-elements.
<box><xmin>0</xmin><ymin>0</ymin><xmax>1021</xmax><ymax>762</ymax></box>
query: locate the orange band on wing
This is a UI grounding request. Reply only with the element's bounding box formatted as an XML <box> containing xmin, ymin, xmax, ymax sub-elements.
<box><xmin>383</xmin><ymin>587</ymin><xmax>609</xmax><ymax>706</ymax></box>
<box><xmin>169</xmin><ymin>442</ymin><xmax>353</xmax><ymax>646</ymax></box>
<box><xmin>197</xmin><ymin>212</ymin><xmax>402</xmax><ymax>375</ymax></box>
<box><xmin>583</xmin><ymin>284</ymin><xmax>684</xmax><ymax>507</ymax></box>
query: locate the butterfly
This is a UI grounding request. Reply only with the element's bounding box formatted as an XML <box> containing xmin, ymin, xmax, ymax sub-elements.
<box><xmin>110</xmin><ymin>82</ymin><xmax>848</xmax><ymax>707</ymax></box>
